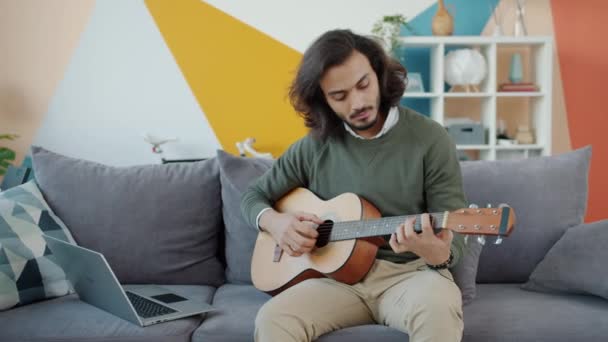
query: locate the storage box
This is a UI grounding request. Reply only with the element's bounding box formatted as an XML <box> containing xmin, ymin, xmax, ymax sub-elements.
<box><xmin>446</xmin><ymin>123</ymin><xmax>485</xmax><ymax>145</ymax></box>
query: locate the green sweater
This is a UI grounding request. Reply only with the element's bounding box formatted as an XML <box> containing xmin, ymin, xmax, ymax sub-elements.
<box><xmin>241</xmin><ymin>107</ymin><xmax>467</xmax><ymax>266</ymax></box>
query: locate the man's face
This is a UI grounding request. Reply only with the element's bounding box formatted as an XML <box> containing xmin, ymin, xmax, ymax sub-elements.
<box><xmin>320</xmin><ymin>51</ymin><xmax>382</xmax><ymax>136</ymax></box>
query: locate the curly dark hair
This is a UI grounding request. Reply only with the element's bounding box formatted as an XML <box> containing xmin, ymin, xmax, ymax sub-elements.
<box><xmin>289</xmin><ymin>29</ymin><xmax>407</xmax><ymax>141</ymax></box>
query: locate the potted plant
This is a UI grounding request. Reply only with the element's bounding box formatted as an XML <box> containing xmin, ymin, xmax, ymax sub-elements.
<box><xmin>0</xmin><ymin>134</ymin><xmax>19</xmax><ymax>176</ymax></box>
<box><xmin>371</xmin><ymin>14</ymin><xmax>416</xmax><ymax>58</ymax></box>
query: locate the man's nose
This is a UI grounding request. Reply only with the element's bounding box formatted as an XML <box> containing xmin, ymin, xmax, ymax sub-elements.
<box><xmin>350</xmin><ymin>94</ymin><xmax>366</xmax><ymax>112</ymax></box>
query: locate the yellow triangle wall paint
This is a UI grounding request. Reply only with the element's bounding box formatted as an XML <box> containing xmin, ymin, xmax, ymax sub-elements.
<box><xmin>145</xmin><ymin>0</ymin><xmax>307</xmax><ymax>157</ymax></box>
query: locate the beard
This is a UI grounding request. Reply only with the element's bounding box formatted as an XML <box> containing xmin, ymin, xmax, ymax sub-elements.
<box><xmin>344</xmin><ymin>95</ymin><xmax>382</xmax><ymax>132</ymax></box>
<box><xmin>344</xmin><ymin>110</ymin><xmax>379</xmax><ymax>131</ymax></box>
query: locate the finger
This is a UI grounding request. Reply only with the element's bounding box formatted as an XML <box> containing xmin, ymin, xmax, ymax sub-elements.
<box><xmin>288</xmin><ymin>228</ymin><xmax>316</xmax><ymax>250</ymax></box>
<box><xmin>295</xmin><ymin>212</ymin><xmax>324</xmax><ymax>225</ymax></box>
<box><xmin>399</xmin><ymin>217</ymin><xmax>415</xmax><ymax>239</ymax></box>
<box><xmin>390</xmin><ymin>233</ymin><xmax>408</xmax><ymax>253</ymax></box>
<box><xmin>281</xmin><ymin>242</ymin><xmax>298</xmax><ymax>256</ymax></box>
<box><xmin>288</xmin><ymin>241</ymin><xmax>305</xmax><ymax>256</ymax></box>
<box><xmin>396</xmin><ymin>223</ymin><xmax>407</xmax><ymax>244</ymax></box>
<box><xmin>420</xmin><ymin>213</ymin><xmax>434</xmax><ymax>236</ymax></box>
<box><xmin>437</xmin><ymin>229</ymin><xmax>454</xmax><ymax>243</ymax></box>
<box><xmin>281</xmin><ymin>234</ymin><xmax>298</xmax><ymax>252</ymax></box>
<box><xmin>389</xmin><ymin>233</ymin><xmax>401</xmax><ymax>252</ymax></box>
<box><xmin>295</xmin><ymin>222</ymin><xmax>319</xmax><ymax>239</ymax></box>
<box><xmin>404</xmin><ymin>217</ymin><xmax>417</xmax><ymax>240</ymax></box>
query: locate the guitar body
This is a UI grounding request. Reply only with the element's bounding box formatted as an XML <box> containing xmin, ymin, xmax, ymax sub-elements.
<box><xmin>251</xmin><ymin>188</ymin><xmax>384</xmax><ymax>296</ymax></box>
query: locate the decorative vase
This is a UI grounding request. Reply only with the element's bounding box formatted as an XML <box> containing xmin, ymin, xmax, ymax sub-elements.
<box><xmin>513</xmin><ymin>0</ymin><xmax>528</xmax><ymax>37</ymax></box>
<box><xmin>509</xmin><ymin>53</ymin><xmax>523</xmax><ymax>84</ymax></box>
<box><xmin>432</xmin><ymin>0</ymin><xmax>454</xmax><ymax>36</ymax></box>
<box><xmin>444</xmin><ymin>48</ymin><xmax>487</xmax><ymax>92</ymax></box>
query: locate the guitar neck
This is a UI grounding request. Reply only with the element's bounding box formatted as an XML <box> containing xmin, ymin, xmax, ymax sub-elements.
<box><xmin>327</xmin><ymin>212</ymin><xmax>447</xmax><ymax>242</ymax></box>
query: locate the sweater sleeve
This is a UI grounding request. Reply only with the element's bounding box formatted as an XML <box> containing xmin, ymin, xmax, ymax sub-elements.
<box><xmin>423</xmin><ymin>125</ymin><xmax>468</xmax><ymax>267</ymax></box>
<box><xmin>240</xmin><ymin>137</ymin><xmax>314</xmax><ymax>230</ymax></box>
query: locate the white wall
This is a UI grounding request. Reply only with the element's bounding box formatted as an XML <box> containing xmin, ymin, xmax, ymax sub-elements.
<box><xmin>34</xmin><ymin>0</ymin><xmax>221</xmax><ymax>166</ymax></box>
<box><xmin>205</xmin><ymin>0</ymin><xmax>435</xmax><ymax>52</ymax></box>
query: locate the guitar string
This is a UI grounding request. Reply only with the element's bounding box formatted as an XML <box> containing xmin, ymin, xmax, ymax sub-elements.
<box><xmin>314</xmin><ymin>214</ymin><xmax>447</xmax><ymax>242</ymax></box>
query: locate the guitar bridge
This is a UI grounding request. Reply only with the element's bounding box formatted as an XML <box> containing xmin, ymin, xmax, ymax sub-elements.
<box><xmin>273</xmin><ymin>244</ymin><xmax>283</xmax><ymax>262</ymax></box>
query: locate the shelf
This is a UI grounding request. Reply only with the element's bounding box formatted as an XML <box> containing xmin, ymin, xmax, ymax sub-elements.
<box><xmin>495</xmin><ymin>144</ymin><xmax>543</xmax><ymax>150</ymax></box>
<box><xmin>402</xmin><ymin>92</ymin><xmax>439</xmax><ymax>98</ymax></box>
<box><xmin>397</xmin><ymin>36</ymin><xmax>552</xmax><ymax>161</ymax></box>
<box><xmin>444</xmin><ymin>92</ymin><xmax>492</xmax><ymax>98</ymax></box>
<box><xmin>496</xmin><ymin>92</ymin><xmax>544</xmax><ymax>97</ymax></box>
<box><xmin>457</xmin><ymin>145</ymin><xmax>491</xmax><ymax>150</ymax></box>
<box><xmin>457</xmin><ymin>144</ymin><xmax>544</xmax><ymax>151</ymax></box>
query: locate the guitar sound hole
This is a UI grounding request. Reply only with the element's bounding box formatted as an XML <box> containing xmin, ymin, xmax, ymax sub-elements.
<box><xmin>316</xmin><ymin>220</ymin><xmax>334</xmax><ymax>247</ymax></box>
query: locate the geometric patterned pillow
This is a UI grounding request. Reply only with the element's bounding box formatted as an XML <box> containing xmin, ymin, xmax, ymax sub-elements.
<box><xmin>0</xmin><ymin>180</ymin><xmax>76</xmax><ymax>311</ymax></box>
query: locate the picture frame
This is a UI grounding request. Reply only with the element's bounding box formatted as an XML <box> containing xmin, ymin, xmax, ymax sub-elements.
<box><xmin>405</xmin><ymin>72</ymin><xmax>425</xmax><ymax>92</ymax></box>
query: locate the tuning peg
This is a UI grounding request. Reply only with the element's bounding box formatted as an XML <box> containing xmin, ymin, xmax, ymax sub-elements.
<box><xmin>494</xmin><ymin>236</ymin><xmax>503</xmax><ymax>245</ymax></box>
<box><xmin>464</xmin><ymin>235</ymin><xmax>469</xmax><ymax>245</ymax></box>
<box><xmin>468</xmin><ymin>204</ymin><xmax>479</xmax><ymax>209</ymax></box>
<box><xmin>498</xmin><ymin>203</ymin><xmax>510</xmax><ymax>208</ymax></box>
<box><xmin>476</xmin><ymin>235</ymin><xmax>486</xmax><ymax>245</ymax></box>
<box><xmin>486</xmin><ymin>203</ymin><xmax>493</xmax><ymax>208</ymax></box>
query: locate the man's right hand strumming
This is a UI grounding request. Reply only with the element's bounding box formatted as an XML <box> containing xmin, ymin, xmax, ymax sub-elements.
<box><xmin>259</xmin><ymin>210</ymin><xmax>323</xmax><ymax>257</ymax></box>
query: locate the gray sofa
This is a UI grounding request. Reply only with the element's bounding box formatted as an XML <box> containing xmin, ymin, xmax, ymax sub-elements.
<box><xmin>1</xmin><ymin>146</ymin><xmax>607</xmax><ymax>342</ymax></box>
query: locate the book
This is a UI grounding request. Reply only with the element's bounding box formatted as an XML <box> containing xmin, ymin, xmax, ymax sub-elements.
<box><xmin>498</xmin><ymin>82</ymin><xmax>540</xmax><ymax>92</ymax></box>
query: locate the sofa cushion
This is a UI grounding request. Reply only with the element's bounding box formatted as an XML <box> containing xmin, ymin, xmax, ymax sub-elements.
<box><xmin>31</xmin><ymin>146</ymin><xmax>224</xmax><ymax>286</ymax></box>
<box><xmin>317</xmin><ymin>325</ymin><xmax>407</xmax><ymax>342</ymax></box>
<box><xmin>522</xmin><ymin>219</ymin><xmax>608</xmax><ymax>300</ymax></box>
<box><xmin>0</xmin><ymin>284</ymin><xmax>214</xmax><ymax>342</ymax></box>
<box><xmin>193</xmin><ymin>284</ymin><xmax>271</xmax><ymax>342</ymax></box>
<box><xmin>195</xmin><ymin>284</ymin><xmax>409</xmax><ymax>342</ymax></box>
<box><xmin>217</xmin><ymin>151</ymin><xmax>273</xmax><ymax>283</ymax></box>
<box><xmin>0</xmin><ymin>181</ymin><xmax>75</xmax><ymax>311</ymax></box>
<box><xmin>0</xmin><ymin>181</ymin><xmax>69</xmax><ymax>233</ymax></box>
<box><xmin>194</xmin><ymin>285</ymin><xmax>414</xmax><ymax>342</ymax></box>
<box><xmin>195</xmin><ymin>284</ymin><xmax>407</xmax><ymax>342</ymax></box>
<box><xmin>461</xmin><ymin>147</ymin><xmax>591</xmax><ymax>283</ymax></box>
<box><xmin>197</xmin><ymin>284</ymin><xmax>608</xmax><ymax>342</ymax></box>
<box><xmin>463</xmin><ymin>283</ymin><xmax>608</xmax><ymax>342</ymax></box>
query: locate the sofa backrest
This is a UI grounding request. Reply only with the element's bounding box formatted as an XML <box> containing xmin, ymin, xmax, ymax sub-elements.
<box><xmin>30</xmin><ymin>144</ymin><xmax>591</xmax><ymax>287</ymax></box>
<box><xmin>216</xmin><ymin>150</ymin><xmax>273</xmax><ymax>283</ymax></box>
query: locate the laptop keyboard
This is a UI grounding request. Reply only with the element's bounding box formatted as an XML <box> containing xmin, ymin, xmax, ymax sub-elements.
<box><xmin>126</xmin><ymin>291</ymin><xmax>177</xmax><ymax>318</ymax></box>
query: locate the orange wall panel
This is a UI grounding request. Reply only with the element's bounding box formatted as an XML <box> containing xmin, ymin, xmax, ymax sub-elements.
<box><xmin>552</xmin><ymin>0</ymin><xmax>608</xmax><ymax>221</ymax></box>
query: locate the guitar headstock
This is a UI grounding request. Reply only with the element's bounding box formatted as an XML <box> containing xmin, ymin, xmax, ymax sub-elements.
<box><xmin>444</xmin><ymin>204</ymin><xmax>516</xmax><ymax>239</ymax></box>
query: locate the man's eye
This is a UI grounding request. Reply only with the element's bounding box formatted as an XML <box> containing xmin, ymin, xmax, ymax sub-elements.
<box><xmin>358</xmin><ymin>81</ymin><xmax>369</xmax><ymax>89</ymax></box>
<box><xmin>332</xmin><ymin>94</ymin><xmax>346</xmax><ymax>101</ymax></box>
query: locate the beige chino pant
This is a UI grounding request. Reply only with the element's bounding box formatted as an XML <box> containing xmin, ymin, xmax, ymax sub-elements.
<box><xmin>255</xmin><ymin>258</ymin><xmax>463</xmax><ymax>342</ymax></box>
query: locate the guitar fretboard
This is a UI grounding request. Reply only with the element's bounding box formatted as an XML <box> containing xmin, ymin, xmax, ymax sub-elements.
<box><xmin>320</xmin><ymin>212</ymin><xmax>447</xmax><ymax>242</ymax></box>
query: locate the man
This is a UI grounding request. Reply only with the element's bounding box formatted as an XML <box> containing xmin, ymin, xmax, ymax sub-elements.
<box><xmin>241</xmin><ymin>29</ymin><xmax>466</xmax><ymax>342</ymax></box>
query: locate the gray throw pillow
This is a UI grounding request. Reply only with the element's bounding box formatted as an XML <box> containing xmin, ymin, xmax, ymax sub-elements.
<box><xmin>217</xmin><ymin>150</ymin><xmax>273</xmax><ymax>284</ymax></box>
<box><xmin>217</xmin><ymin>150</ymin><xmax>483</xmax><ymax>305</ymax></box>
<box><xmin>521</xmin><ymin>219</ymin><xmax>608</xmax><ymax>300</ymax></box>
<box><xmin>30</xmin><ymin>146</ymin><xmax>224</xmax><ymax>286</ymax></box>
<box><xmin>461</xmin><ymin>146</ymin><xmax>591</xmax><ymax>283</ymax></box>
<box><xmin>0</xmin><ymin>181</ymin><xmax>75</xmax><ymax>310</ymax></box>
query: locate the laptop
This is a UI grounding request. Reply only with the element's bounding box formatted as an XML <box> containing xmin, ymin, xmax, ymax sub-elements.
<box><xmin>43</xmin><ymin>235</ymin><xmax>216</xmax><ymax>326</ymax></box>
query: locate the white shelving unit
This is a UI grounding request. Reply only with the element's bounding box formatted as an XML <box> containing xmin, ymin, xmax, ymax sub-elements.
<box><xmin>398</xmin><ymin>36</ymin><xmax>553</xmax><ymax>160</ymax></box>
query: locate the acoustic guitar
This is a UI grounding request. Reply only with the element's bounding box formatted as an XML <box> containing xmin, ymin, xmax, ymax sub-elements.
<box><xmin>251</xmin><ymin>188</ymin><xmax>516</xmax><ymax>296</ymax></box>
